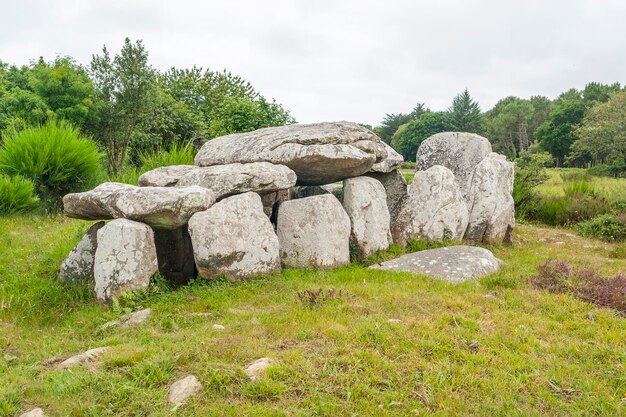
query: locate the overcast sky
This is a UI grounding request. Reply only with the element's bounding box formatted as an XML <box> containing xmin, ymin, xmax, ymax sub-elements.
<box><xmin>1</xmin><ymin>0</ymin><xmax>624</xmax><ymax>125</ymax></box>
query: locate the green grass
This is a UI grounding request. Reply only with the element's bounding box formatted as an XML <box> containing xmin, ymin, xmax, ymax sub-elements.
<box><xmin>536</xmin><ymin>168</ymin><xmax>626</xmax><ymax>203</ymax></box>
<box><xmin>1</xmin><ymin>215</ymin><xmax>625</xmax><ymax>416</ymax></box>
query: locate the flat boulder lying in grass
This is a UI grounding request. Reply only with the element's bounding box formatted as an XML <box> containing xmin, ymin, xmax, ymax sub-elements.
<box><xmin>63</xmin><ymin>183</ymin><xmax>215</xmax><ymax>229</ymax></box>
<box><xmin>18</xmin><ymin>408</ymin><xmax>45</xmax><ymax>417</ymax></box>
<box><xmin>244</xmin><ymin>357</ymin><xmax>275</xmax><ymax>380</ymax></box>
<box><xmin>370</xmin><ymin>246</ymin><xmax>502</xmax><ymax>283</ymax></box>
<box><xmin>56</xmin><ymin>346</ymin><xmax>110</xmax><ymax>370</ymax></box>
<box><xmin>167</xmin><ymin>374</ymin><xmax>202</xmax><ymax>406</ymax></box>
<box><xmin>194</xmin><ymin>122</ymin><xmax>388</xmax><ymax>185</ymax></box>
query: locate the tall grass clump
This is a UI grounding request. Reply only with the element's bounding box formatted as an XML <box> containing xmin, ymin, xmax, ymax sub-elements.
<box><xmin>0</xmin><ymin>121</ymin><xmax>103</xmax><ymax>210</ymax></box>
<box><xmin>534</xmin><ymin>180</ymin><xmax>612</xmax><ymax>226</ymax></box>
<box><xmin>0</xmin><ymin>174</ymin><xmax>39</xmax><ymax>214</ymax></box>
<box><xmin>138</xmin><ymin>142</ymin><xmax>195</xmax><ymax>172</ymax></box>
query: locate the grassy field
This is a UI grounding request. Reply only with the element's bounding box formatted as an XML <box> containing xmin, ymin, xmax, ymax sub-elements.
<box><xmin>536</xmin><ymin>168</ymin><xmax>626</xmax><ymax>202</ymax></box>
<box><xmin>1</xmin><ymin>215</ymin><xmax>625</xmax><ymax>416</ymax></box>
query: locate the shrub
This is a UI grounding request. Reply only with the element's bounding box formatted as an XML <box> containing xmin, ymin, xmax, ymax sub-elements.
<box><xmin>535</xmin><ymin>193</ymin><xmax>612</xmax><ymax>226</ymax></box>
<box><xmin>0</xmin><ymin>121</ymin><xmax>103</xmax><ymax>209</ymax></box>
<box><xmin>575</xmin><ymin>214</ymin><xmax>626</xmax><ymax>242</ymax></box>
<box><xmin>588</xmin><ymin>163</ymin><xmax>626</xmax><ymax>178</ymax></box>
<box><xmin>513</xmin><ymin>153</ymin><xmax>549</xmax><ymax>220</ymax></box>
<box><xmin>530</xmin><ymin>259</ymin><xmax>626</xmax><ymax>313</ymax></box>
<box><xmin>0</xmin><ymin>174</ymin><xmax>39</xmax><ymax>214</ymax></box>
<box><xmin>138</xmin><ymin>142</ymin><xmax>195</xmax><ymax>172</ymax></box>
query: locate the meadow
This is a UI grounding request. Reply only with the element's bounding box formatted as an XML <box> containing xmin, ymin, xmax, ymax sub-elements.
<box><xmin>1</xmin><ymin>214</ymin><xmax>625</xmax><ymax>416</ymax></box>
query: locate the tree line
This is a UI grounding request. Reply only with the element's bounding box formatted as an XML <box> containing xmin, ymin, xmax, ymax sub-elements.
<box><xmin>371</xmin><ymin>83</ymin><xmax>625</xmax><ymax>167</ymax></box>
<box><xmin>0</xmin><ymin>38</ymin><xmax>294</xmax><ymax>174</ymax></box>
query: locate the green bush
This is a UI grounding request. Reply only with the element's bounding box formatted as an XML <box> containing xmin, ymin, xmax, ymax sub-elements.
<box><xmin>137</xmin><ymin>142</ymin><xmax>195</xmax><ymax>172</ymax></box>
<box><xmin>536</xmin><ymin>193</ymin><xmax>612</xmax><ymax>226</ymax></box>
<box><xmin>0</xmin><ymin>121</ymin><xmax>103</xmax><ymax>209</ymax></box>
<box><xmin>513</xmin><ymin>153</ymin><xmax>549</xmax><ymax>220</ymax></box>
<box><xmin>587</xmin><ymin>163</ymin><xmax>626</xmax><ymax>178</ymax></box>
<box><xmin>0</xmin><ymin>174</ymin><xmax>39</xmax><ymax>214</ymax></box>
<box><xmin>575</xmin><ymin>214</ymin><xmax>626</xmax><ymax>242</ymax></box>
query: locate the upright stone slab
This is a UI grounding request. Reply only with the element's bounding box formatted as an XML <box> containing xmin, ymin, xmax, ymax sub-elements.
<box><xmin>153</xmin><ymin>227</ymin><xmax>195</xmax><ymax>285</ymax></box>
<box><xmin>365</xmin><ymin>170</ymin><xmax>408</xmax><ymax>226</ymax></box>
<box><xmin>465</xmin><ymin>153</ymin><xmax>515</xmax><ymax>243</ymax></box>
<box><xmin>276</xmin><ymin>194</ymin><xmax>351</xmax><ymax>268</ymax></box>
<box><xmin>415</xmin><ymin>132</ymin><xmax>492</xmax><ymax>196</ymax></box>
<box><xmin>94</xmin><ymin>219</ymin><xmax>158</xmax><ymax>303</ymax></box>
<box><xmin>59</xmin><ymin>221</ymin><xmax>105</xmax><ymax>283</ymax></box>
<box><xmin>342</xmin><ymin>177</ymin><xmax>391</xmax><ymax>257</ymax></box>
<box><xmin>194</xmin><ymin>122</ymin><xmax>388</xmax><ymax>185</ymax></box>
<box><xmin>188</xmin><ymin>192</ymin><xmax>280</xmax><ymax>280</ymax></box>
<box><xmin>392</xmin><ymin>165</ymin><xmax>469</xmax><ymax>245</ymax></box>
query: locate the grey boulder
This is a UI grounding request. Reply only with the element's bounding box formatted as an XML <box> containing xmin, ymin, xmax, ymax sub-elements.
<box><xmin>370</xmin><ymin>245</ymin><xmax>502</xmax><ymax>283</ymax></box>
<box><xmin>465</xmin><ymin>153</ymin><xmax>515</xmax><ymax>243</ymax></box>
<box><xmin>64</xmin><ymin>183</ymin><xmax>215</xmax><ymax>229</ymax></box>
<box><xmin>176</xmin><ymin>162</ymin><xmax>296</xmax><ymax>199</ymax></box>
<box><xmin>276</xmin><ymin>194</ymin><xmax>351</xmax><ymax>268</ymax></box>
<box><xmin>94</xmin><ymin>219</ymin><xmax>158</xmax><ymax>303</ymax></box>
<box><xmin>415</xmin><ymin>132</ymin><xmax>492</xmax><ymax>196</ymax></box>
<box><xmin>342</xmin><ymin>177</ymin><xmax>391</xmax><ymax>257</ymax></box>
<box><xmin>188</xmin><ymin>192</ymin><xmax>280</xmax><ymax>280</ymax></box>
<box><xmin>370</xmin><ymin>142</ymin><xmax>404</xmax><ymax>173</ymax></box>
<box><xmin>194</xmin><ymin>122</ymin><xmax>388</xmax><ymax>185</ymax></box>
<box><xmin>365</xmin><ymin>170</ymin><xmax>408</xmax><ymax>225</ymax></box>
<box><xmin>59</xmin><ymin>221</ymin><xmax>105</xmax><ymax>283</ymax></box>
<box><xmin>138</xmin><ymin>165</ymin><xmax>197</xmax><ymax>187</ymax></box>
<box><xmin>392</xmin><ymin>166</ymin><xmax>469</xmax><ymax>245</ymax></box>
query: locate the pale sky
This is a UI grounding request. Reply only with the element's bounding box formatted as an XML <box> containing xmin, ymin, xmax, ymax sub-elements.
<box><xmin>1</xmin><ymin>0</ymin><xmax>624</xmax><ymax>125</ymax></box>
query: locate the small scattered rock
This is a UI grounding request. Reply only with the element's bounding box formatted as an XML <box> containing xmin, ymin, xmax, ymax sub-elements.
<box><xmin>19</xmin><ymin>408</ymin><xmax>45</xmax><ymax>417</ymax></box>
<box><xmin>100</xmin><ymin>308</ymin><xmax>153</xmax><ymax>330</ymax></box>
<box><xmin>244</xmin><ymin>357</ymin><xmax>274</xmax><ymax>380</ymax></box>
<box><xmin>56</xmin><ymin>347</ymin><xmax>110</xmax><ymax>370</ymax></box>
<box><xmin>387</xmin><ymin>319</ymin><xmax>402</xmax><ymax>323</ymax></box>
<box><xmin>167</xmin><ymin>374</ymin><xmax>202</xmax><ymax>405</ymax></box>
<box><xmin>251</xmin><ymin>317</ymin><xmax>261</xmax><ymax>325</ymax></box>
<box><xmin>555</xmin><ymin>241</ymin><xmax>565</xmax><ymax>246</ymax></box>
<box><xmin>212</xmin><ymin>324</ymin><xmax>225</xmax><ymax>330</ymax></box>
<box><xmin>587</xmin><ymin>312</ymin><xmax>595</xmax><ymax>321</ymax></box>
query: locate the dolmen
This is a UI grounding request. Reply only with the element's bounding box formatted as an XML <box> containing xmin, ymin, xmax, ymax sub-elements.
<box><xmin>60</xmin><ymin>122</ymin><xmax>514</xmax><ymax>303</ymax></box>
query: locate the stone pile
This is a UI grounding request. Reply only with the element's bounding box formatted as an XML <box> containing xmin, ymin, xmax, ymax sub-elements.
<box><xmin>60</xmin><ymin>122</ymin><xmax>514</xmax><ymax>302</ymax></box>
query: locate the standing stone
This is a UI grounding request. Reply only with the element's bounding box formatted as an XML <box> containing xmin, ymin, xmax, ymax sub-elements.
<box><xmin>59</xmin><ymin>221</ymin><xmax>105</xmax><ymax>283</ymax></box>
<box><xmin>154</xmin><ymin>227</ymin><xmax>195</xmax><ymax>285</ymax></box>
<box><xmin>276</xmin><ymin>194</ymin><xmax>351</xmax><ymax>268</ymax></box>
<box><xmin>415</xmin><ymin>132</ymin><xmax>492</xmax><ymax>196</ymax></box>
<box><xmin>370</xmin><ymin>142</ymin><xmax>404</xmax><ymax>173</ymax></box>
<box><xmin>194</xmin><ymin>122</ymin><xmax>388</xmax><ymax>185</ymax></box>
<box><xmin>465</xmin><ymin>153</ymin><xmax>515</xmax><ymax>244</ymax></box>
<box><xmin>365</xmin><ymin>170</ymin><xmax>408</xmax><ymax>227</ymax></box>
<box><xmin>94</xmin><ymin>219</ymin><xmax>158</xmax><ymax>303</ymax></box>
<box><xmin>188</xmin><ymin>192</ymin><xmax>280</xmax><ymax>280</ymax></box>
<box><xmin>258</xmin><ymin>188</ymin><xmax>292</xmax><ymax>220</ymax></box>
<box><xmin>392</xmin><ymin>166</ymin><xmax>469</xmax><ymax>245</ymax></box>
<box><xmin>342</xmin><ymin>177</ymin><xmax>391</xmax><ymax>258</ymax></box>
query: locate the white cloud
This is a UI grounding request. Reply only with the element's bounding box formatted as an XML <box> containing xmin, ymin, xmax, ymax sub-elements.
<box><xmin>1</xmin><ymin>0</ymin><xmax>624</xmax><ymax>125</ymax></box>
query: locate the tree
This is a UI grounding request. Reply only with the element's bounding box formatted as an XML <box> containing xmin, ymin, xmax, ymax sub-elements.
<box><xmin>29</xmin><ymin>57</ymin><xmax>98</xmax><ymax>127</ymax></box>
<box><xmin>390</xmin><ymin>112</ymin><xmax>451</xmax><ymax>161</ymax></box>
<box><xmin>571</xmin><ymin>91</ymin><xmax>626</xmax><ymax>165</ymax></box>
<box><xmin>484</xmin><ymin>96</ymin><xmax>534</xmax><ymax>158</ymax></box>
<box><xmin>89</xmin><ymin>38</ymin><xmax>156</xmax><ymax>173</ymax></box>
<box><xmin>447</xmin><ymin>89</ymin><xmax>482</xmax><ymax>133</ymax></box>
<box><xmin>376</xmin><ymin>102</ymin><xmax>427</xmax><ymax>143</ymax></box>
<box><xmin>535</xmin><ymin>99</ymin><xmax>586</xmax><ymax>166</ymax></box>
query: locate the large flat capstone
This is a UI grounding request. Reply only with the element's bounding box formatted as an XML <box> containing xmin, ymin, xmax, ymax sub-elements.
<box><xmin>370</xmin><ymin>246</ymin><xmax>502</xmax><ymax>283</ymax></box>
<box><xmin>194</xmin><ymin>122</ymin><xmax>388</xmax><ymax>185</ymax></box>
<box><xmin>63</xmin><ymin>183</ymin><xmax>215</xmax><ymax>229</ymax></box>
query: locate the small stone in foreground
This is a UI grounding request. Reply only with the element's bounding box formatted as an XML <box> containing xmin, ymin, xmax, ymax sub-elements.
<box><xmin>244</xmin><ymin>357</ymin><xmax>274</xmax><ymax>380</ymax></box>
<box><xmin>212</xmin><ymin>324</ymin><xmax>225</xmax><ymax>330</ymax></box>
<box><xmin>57</xmin><ymin>347</ymin><xmax>110</xmax><ymax>370</ymax></box>
<box><xmin>370</xmin><ymin>246</ymin><xmax>502</xmax><ymax>283</ymax></box>
<box><xmin>19</xmin><ymin>408</ymin><xmax>45</xmax><ymax>417</ymax></box>
<box><xmin>167</xmin><ymin>374</ymin><xmax>202</xmax><ymax>405</ymax></box>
